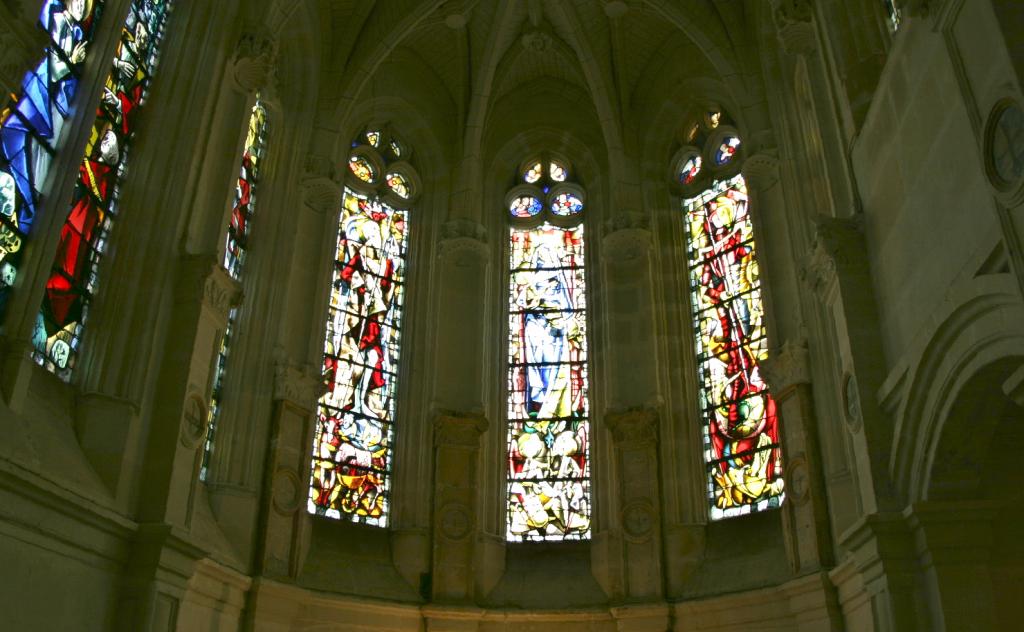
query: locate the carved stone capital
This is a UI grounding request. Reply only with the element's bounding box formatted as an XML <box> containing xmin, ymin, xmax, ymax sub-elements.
<box><xmin>175</xmin><ymin>255</ymin><xmax>242</xmax><ymax>321</ymax></box>
<box><xmin>742</xmin><ymin>151</ymin><xmax>781</xmax><ymax>189</ymax></box>
<box><xmin>272</xmin><ymin>362</ymin><xmax>320</xmax><ymax>411</ymax></box>
<box><xmin>434</xmin><ymin>411</ymin><xmax>488</xmax><ymax>448</ymax></box>
<box><xmin>761</xmin><ymin>339</ymin><xmax>811</xmax><ymax>394</ymax></box>
<box><xmin>602</xmin><ymin>213</ymin><xmax>651</xmax><ymax>266</ymax></box>
<box><xmin>770</xmin><ymin>0</ymin><xmax>817</xmax><ymax>55</ymax></box>
<box><xmin>302</xmin><ymin>154</ymin><xmax>342</xmax><ymax>215</ymax></box>
<box><xmin>800</xmin><ymin>216</ymin><xmax>865</xmax><ymax>302</ymax></box>
<box><xmin>439</xmin><ymin>219</ymin><xmax>489</xmax><ymax>265</ymax></box>
<box><xmin>232</xmin><ymin>29</ymin><xmax>278</xmax><ymax>92</ymax></box>
<box><xmin>606</xmin><ymin>408</ymin><xmax>658</xmax><ymax>446</ymax></box>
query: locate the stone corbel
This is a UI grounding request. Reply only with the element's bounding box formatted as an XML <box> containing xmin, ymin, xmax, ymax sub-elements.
<box><xmin>602</xmin><ymin>212</ymin><xmax>652</xmax><ymax>266</ymax></box>
<box><xmin>231</xmin><ymin>29</ymin><xmax>278</xmax><ymax>93</ymax></box>
<box><xmin>761</xmin><ymin>339</ymin><xmax>811</xmax><ymax>399</ymax></box>
<box><xmin>175</xmin><ymin>255</ymin><xmax>243</xmax><ymax>324</ymax></box>
<box><xmin>438</xmin><ymin>219</ymin><xmax>489</xmax><ymax>266</ymax></box>
<box><xmin>770</xmin><ymin>0</ymin><xmax>817</xmax><ymax>56</ymax></box>
<box><xmin>302</xmin><ymin>154</ymin><xmax>342</xmax><ymax>215</ymax></box>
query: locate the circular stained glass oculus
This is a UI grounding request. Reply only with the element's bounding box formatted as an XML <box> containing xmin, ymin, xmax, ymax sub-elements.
<box><xmin>549</xmin><ymin>161</ymin><xmax>568</xmax><ymax>182</ymax></box>
<box><xmin>550</xmin><ymin>191</ymin><xmax>584</xmax><ymax>216</ymax></box>
<box><xmin>386</xmin><ymin>171</ymin><xmax>411</xmax><ymax>199</ymax></box>
<box><xmin>349</xmin><ymin>155</ymin><xmax>377</xmax><ymax>183</ymax></box>
<box><xmin>715</xmin><ymin>136</ymin><xmax>741</xmax><ymax>166</ymax></box>
<box><xmin>510</xmin><ymin>195</ymin><xmax>544</xmax><ymax>218</ymax></box>
<box><xmin>365</xmin><ymin>129</ymin><xmax>382</xmax><ymax>147</ymax></box>
<box><xmin>523</xmin><ymin>162</ymin><xmax>543</xmax><ymax>184</ymax></box>
<box><xmin>679</xmin><ymin>154</ymin><xmax>702</xmax><ymax>185</ymax></box>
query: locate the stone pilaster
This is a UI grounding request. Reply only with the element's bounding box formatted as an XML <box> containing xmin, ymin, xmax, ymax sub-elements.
<box><xmin>801</xmin><ymin>217</ymin><xmax>895</xmax><ymax>515</ymax></box>
<box><xmin>761</xmin><ymin>340</ymin><xmax>836</xmax><ymax>576</ymax></box>
<box><xmin>905</xmin><ymin>501</ymin><xmax>999</xmax><ymax>631</ymax></box>
<box><xmin>431</xmin><ymin>411</ymin><xmax>488</xmax><ymax>603</ymax></box>
<box><xmin>601</xmin><ymin>213</ymin><xmax>657</xmax><ymax>410</ymax></box>
<box><xmin>432</xmin><ymin>221</ymin><xmax>489</xmax><ymax>412</ymax></box>
<box><xmin>605</xmin><ymin>408</ymin><xmax>663</xmax><ymax>602</ymax></box>
<box><xmin>139</xmin><ymin>255</ymin><xmax>242</xmax><ymax>527</ymax></box>
<box><xmin>253</xmin><ymin>361</ymin><xmax>319</xmax><ymax>580</ymax></box>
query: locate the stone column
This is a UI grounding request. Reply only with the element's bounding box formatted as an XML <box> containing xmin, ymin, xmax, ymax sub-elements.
<box><xmin>802</xmin><ymin>217</ymin><xmax>895</xmax><ymax>515</ymax></box>
<box><xmin>906</xmin><ymin>501</ymin><xmax>999</xmax><ymax>631</ymax></box>
<box><xmin>430</xmin><ymin>411</ymin><xmax>488</xmax><ymax>604</ymax></box>
<box><xmin>253</xmin><ymin>362</ymin><xmax>319</xmax><ymax>580</ymax></box>
<box><xmin>761</xmin><ymin>341</ymin><xmax>836</xmax><ymax>576</ymax></box>
<box><xmin>605</xmin><ymin>409</ymin><xmax>666</xmax><ymax>614</ymax></box>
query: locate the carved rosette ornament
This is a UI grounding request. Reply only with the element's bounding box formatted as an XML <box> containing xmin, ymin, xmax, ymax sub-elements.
<box><xmin>602</xmin><ymin>212</ymin><xmax>652</xmax><ymax>266</ymax></box>
<box><xmin>438</xmin><ymin>219</ymin><xmax>489</xmax><ymax>266</ymax></box>
<box><xmin>760</xmin><ymin>339</ymin><xmax>811</xmax><ymax>396</ymax></box>
<box><xmin>770</xmin><ymin>0</ymin><xmax>817</xmax><ymax>56</ymax></box>
<box><xmin>302</xmin><ymin>153</ymin><xmax>342</xmax><ymax>215</ymax></box>
<box><xmin>175</xmin><ymin>255</ymin><xmax>243</xmax><ymax>323</ymax></box>
<box><xmin>272</xmin><ymin>362</ymin><xmax>321</xmax><ymax>412</ymax></box>
<box><xmin>232</xmin><ymin>30</ymin><xmax>278</xmax><ymax>93</ymax></box>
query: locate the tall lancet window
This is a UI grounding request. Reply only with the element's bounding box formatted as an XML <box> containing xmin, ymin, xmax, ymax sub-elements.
<box><xmin>673</xmin><ymin>111</ymin><xmax>784</xmax><ymax>520</ymax></box>
<box><xmin>200</xmin><ymin>95</ymin><xmax>268</xmax><ymax>480</ymax></box>
<box><xmin>0</xmin><ymin>0</ymin><xmax>102</xmax><ymax>316</ymax></box>
<box><xmin>33</xmin><ymin>0</ymin><xmax>173</xmax><ymax>380</ymax></box>
<box><xmin>505</xmin><ymin>156</ymin><xmax>591</xmax><ymax>542</ymax></box>
<box><xmin>309</xmin><ymin>127</ymin><xmax>420</xmax><ymax>526</ymax></box>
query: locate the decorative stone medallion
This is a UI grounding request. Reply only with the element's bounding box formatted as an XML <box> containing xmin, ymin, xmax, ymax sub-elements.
<box><xmin>180</xmin><ymin>394</ymin><xmax>208</xmax><ymax>449</ymax></box>
<box><xmin>843</xmin><ymin>373</ymin><xmax>863</xmax><ymax>433</ymax></box>
<box><xmin>985</xmin><ymin>98</ymin><xmax>1024</xmax><ymax>204</ymax></box>
<box><xmin>271</xmin><ymin>468</ymin><xmax>303</xmax><ymax>515</ymax></box>
<box><xmin>787</xmin><ymin>455</ymin><xmax>810</xmax><ymax>506</ymax></box>
<box><xmin>439</xmin><ymin>503</ymin><xmax>472</xmax><ymax>541</ymax></box>
<box><xmin>621</xmin><ymin>501</ymin><xmax>655</xmax><ymax>542</ymax></box>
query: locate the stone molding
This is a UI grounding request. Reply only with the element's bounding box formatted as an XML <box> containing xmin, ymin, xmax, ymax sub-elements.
<box><xmin>433</xmin><ymin>410</ymin><xmax>488</xmax><ymax>448</ymax></box>
<box><xmin>232</xmin><ymin>29</ymin><xmax>278</xmax><ymax>93</ymax></box>
<box><xmin>761</xmin><ymin>339</ymin><xmax>811</xmax><ymax>394</ymax></box>
<box><xmin>272</xmin><ymin>361</ymin><xmax>320</xmax><ymax>411</ymax></box>
<box><xmin>605</xmin><ymin>407</ymin><xmax>658</xmax><ymax>445</ymax></box>
<box><xmin>175</xmin><ymin>255</ymin><xmax>243</xmax><ymax>321</ymax></box>
<box><xmin>438</xmin><ymin>218</ymin><xmax>489</xmax><ymax>264</ymax></box>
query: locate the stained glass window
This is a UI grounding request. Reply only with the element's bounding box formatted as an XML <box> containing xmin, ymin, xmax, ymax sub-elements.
<box><xmin>348</xmin><ymin>156</ymin><xmax>375</xmax><ymax>183</ymax></box>
<box><xmin>31</xmin><ymin>0</ymin><xmax>171</xmax><ymax>379</ymax></box>
<box><xmin>200</xmin><ymin>95</ymin><xmax>268</xmax><ymax>481</ymax></box>
<box><xmin>679</xmin><ymin>155</ymin><xmax>702</xmax><ymax>186</ymax></box>
<box><xmin>506</xmin><ymin>159</ymin><xmax>590</xmax><ymax>542</ymax></box>
<box><xmin>309</xmin><ymin>143</ymin><xmax>412</xmax><ymax>524</ymax></box>
<box><xmin>0</xmin><ymin>0</ymin><xmax>102</xmax><ymax>316</ymax></box>
<box><xmin>684</xmin><ymin>176</ymin><xmax>784</xmax><ymax>520</ymax></box>
<box><xmin>510</xmin><ymin>194</ymin><xmax>543</xmax><ymax>218</ymax></box>
<box><xmin>883</xmin><ymin>0</ymin><xmax>901</xmax><ymax>31</ymax></box>
<box><xmin>523</xmin><ymin>162</ymin><xmax>543</xmax><ymax>184</ymax></box>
